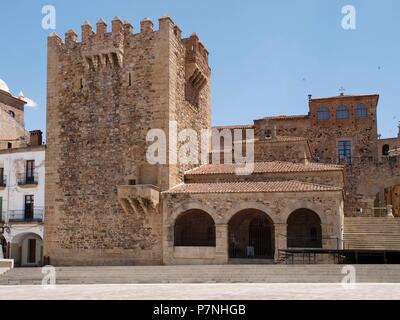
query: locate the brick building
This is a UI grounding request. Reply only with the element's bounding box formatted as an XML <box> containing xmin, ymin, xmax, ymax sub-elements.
<box><xmin>44</xmin><ymin>16</ymin><xmax>399</xmax><ymax>266</ymax></box>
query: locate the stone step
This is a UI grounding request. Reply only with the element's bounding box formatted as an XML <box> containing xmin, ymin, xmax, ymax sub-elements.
<box><xmin>2</xmin><ymin>265</ymin><xmax>400</xmax><ymax>285</ymax></box>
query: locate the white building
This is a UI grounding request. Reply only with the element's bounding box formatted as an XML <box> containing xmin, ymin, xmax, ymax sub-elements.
<box><xmin>0</xmin><ymin>78</ymin><xmax>45</xmax><ymax>267</ymax></box>
<box><xmin>0</xmin><ymin>145</ymin><xmax>45</xmax><ymax>266</ymax></box>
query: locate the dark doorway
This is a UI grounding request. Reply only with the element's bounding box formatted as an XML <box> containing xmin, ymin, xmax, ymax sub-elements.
<box><xmin>382</xmin><ymin>144</ymin><xmax>390</xmax><ymax>156</ymax></box>
<box><xmin>287</xmin><ymin>209</ymin><xmax>322</xmax><ymax>248</ymax></box>
<box><xmin>0</xmin><ymin>236</ymin><xmax>6</xmax><ymax>259</ymax></box>
<box><xmin>28</xmin><ymin>239</ymin><xmax>36</xmax><ymax>263</ymax></box>
<box><xmin>25</xmin><ymin>160</ymin><xmax>35</xmax><ymax>184</ymax></box>
<box><xmin>229</xmin><ymin>210</ymin><xmax>274</xmax><ymax>259</ymax></box>
<box><xmin>24</xmin><ymin>195</ymin><xmax>34</xmax><ymax>221</ymax></box>
<box><xmin>174</xmin><ymin>210</ymin><xmax>216</xmax><ymax>247</ymax></box>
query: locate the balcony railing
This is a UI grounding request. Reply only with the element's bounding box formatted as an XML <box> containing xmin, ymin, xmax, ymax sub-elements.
<box><xmin>347</xmin><ymin>206</ymin><xmax>393</xmax><ymax>217</ymax></box>
<box><xmin>17</xmin><ymin>173</ymin><xmax>38</xmax><ymax>186</ymax></box>
<box><xmin>7</xmin><ymin>208</ymin><xmax>44</xmax><ymax>222</ymax></box>
<box><xmin>0</xmin><ymin>175</ymin><xmax>6</xmax><ymax>187</ymax></box>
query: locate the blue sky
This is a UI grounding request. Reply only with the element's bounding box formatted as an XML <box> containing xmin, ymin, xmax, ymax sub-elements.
<box><xmin>0</xmin><ymin>0</ymin><xmax>399</xmax><ymax>138</ymax></box>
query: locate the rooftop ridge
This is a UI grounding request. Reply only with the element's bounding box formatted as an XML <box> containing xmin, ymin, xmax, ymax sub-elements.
<box><xmin>163</xmin><ymin>180</ymin><xmax>342</xmax><ymax>194</ymax></box>
<box><xmin>185</xmin><ymin>161</ymin><xmax>344</xmax><ymax>176</ymax></box>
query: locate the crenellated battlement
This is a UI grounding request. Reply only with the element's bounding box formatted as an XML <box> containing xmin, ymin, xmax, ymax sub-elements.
<box><xmin>48</xmin><ymin>16</ymin><xmax>210</xmax><ymax>72</ymax></box>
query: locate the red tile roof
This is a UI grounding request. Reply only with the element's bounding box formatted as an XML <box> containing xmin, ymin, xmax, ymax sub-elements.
<box><xmin>164</xmin><ymin>180</ymin><xmax>341</xmax><ymax>194</ymax></box>
<box><xmin>185</xmin><ymin>161</ymin><xmax>343</xmax><ymax>176</ymax></box>
<box><xmin>260</xmin><ymin>115</ymin><xmax>309</xmax><ymax>121</ymax></box>
<box><xmin>256</xmin><ymin>136</ymin><xmax>307</xmax><ymax>143</ymax></box>
<box><xmin>213</xmin><ymin>124</ymin><xmax>254</xmax><ymax>130</ymax></box>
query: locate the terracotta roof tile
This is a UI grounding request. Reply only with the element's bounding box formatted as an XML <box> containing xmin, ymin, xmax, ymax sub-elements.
<box><xmin>185</xmin><ymin>161</ymin><xmax>343</xmax><ymax>176</ymax></box>
<box><xmin>164</xmin><ymin>180</ymin><xmax>341</xmax><ymax>194</ymax></box>
<box><xmin>213</xmin><ymin>124</ymin><xmax>254</xmax><ymax>130</ymax></box>
<box><xmin>261</xmin><ymin>115</ymin><xmax>309</xmax><ymax>121</ymax></box>
<box><xmin>256</xmin><ymin>136</ymin><xmax>307</xmax><ymax>143</ymax></box>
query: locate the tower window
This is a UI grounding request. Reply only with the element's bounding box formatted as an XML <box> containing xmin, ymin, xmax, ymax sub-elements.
<box><xmin>7</xmin><ymin>110</ymin><xmax>15</xmax><ymax>118</ymax></box>
<box><xmin>317</xmin><ymin>106</ymin><xmax>330</xmax><ymax>121</ymax></box>
<box><xmin>382</xmin><ymin>144</ymin><xmax>390</xmax><ymax>156</ymax></box>
<box><xmin>128</xmin><ymin>72</ymin><xmax>132</xmax><ymax>86</ymax></box>
<box><xmin>336</xmin><ymin>105</ymin><xmax>349</xmax><ymax>120</ymax></box>
<box><xmin>338</xmin><ymin>140</ymin><xmax>352</xmax><ymax>163</ymax></box>
<box><xmin>356</xmin><ymin>104</ymin><xmax>368</xmax><ymax>118</ymax></box>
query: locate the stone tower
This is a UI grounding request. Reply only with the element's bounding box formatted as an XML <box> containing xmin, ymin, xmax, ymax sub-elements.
<box><xmin>44</xmin><ymin>16</ymin><xmax>211</xmax><ymax>265</ymax></box>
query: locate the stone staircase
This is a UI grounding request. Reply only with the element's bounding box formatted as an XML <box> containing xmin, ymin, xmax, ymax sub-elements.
<box><xmin>344</xmin><ymin>217</ymin><xmax>400</xmax><ymax>250</ymax></box>
<box><xmin>2</xmin><ymin>265</ymin><xmax>400</xmax><ymax>285</ymax></box>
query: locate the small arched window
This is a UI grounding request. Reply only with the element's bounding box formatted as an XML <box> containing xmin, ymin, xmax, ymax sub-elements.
<box><xmin>317</xmin><ymin>106</ymin><xmax>330</xmax><ymax>121</ymax></box>
<box><xmin>356</xmin><ymin>104</ymin><xmax>368</xmax><ymax>118</ymax></box>
<box><xmin>336</xmin><ymin>105</ymin><xmax>349</xmax><ymax>120</ymax></box>
<box><xmin>382</xmin><ymin>144</ymin><xmax>390</xmax><ymax>156</ymax></box>
<box><xmin>7</xmin><ymin>110</ymin><xmax>15</xmax><ymax>118</ymax></box>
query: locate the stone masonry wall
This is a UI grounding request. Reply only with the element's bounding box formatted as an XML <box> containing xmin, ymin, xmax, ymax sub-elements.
<box><xmin>44</xmin><ymin>17</ymin><xmax>211</xmax><ymax>266</ymax></box>
<box><xmin>162</xmin><ymin>190</ymin><xmax>344</xmax><ymax>264</ymax></box>
<box><xmin>253</xmin><ymin>95</ymin><xmax>387</xmax><ymax>214</ymax></box>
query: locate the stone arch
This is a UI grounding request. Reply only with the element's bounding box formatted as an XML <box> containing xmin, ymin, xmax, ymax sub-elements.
<box><xmin>287</xmin><ymin>209</ymin><xmax>322</xmax><ymax>248</ymax></box>
<box><xmin>228</xmin><ymin>208</ymin><xmax>275</xmax><ymax>259</ymax></box>
<box><xmin>169</xmin><ymin>200</ymin><xmax>220</xmax><ymax>225</ymax></box>
<box><xmin>224</xmin><ymin>201</ymin><xmax>280</xmax><ymax>225</ymax></box>
<box><xmin>279</xmin><ymin>203</ymin><xmax>329</xmax><ymax>225</ymax></box>
<box><xmin>174</xmin><ymin>209</ymin><xmax>216</xmax><ymax>247</ymax></box>
<box><xmin>10</xmin><ymin>232</ymin><xmax>43</xmax><ymax>267</ymax></box>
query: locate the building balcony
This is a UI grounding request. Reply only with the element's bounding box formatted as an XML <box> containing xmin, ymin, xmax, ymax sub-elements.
<box><xmin>7</xmin><ymin>208</ymin><xmax>44</xmax><ymax>223</ymax></box>
<box><xmin>17</xmin><ymin>173</ymin><xmax>38</xmax><ymax>187</ymax></box>
<box><xmin>117</xmin><ymin>185</ymin><xmax>160</xmax><ymax>216</ymax></box>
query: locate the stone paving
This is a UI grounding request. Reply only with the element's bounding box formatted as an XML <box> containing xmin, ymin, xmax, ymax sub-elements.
<box><xmin>1</xmin><ymin>283</ymin><xmax>400</xmax><ymax>300</ymax></box>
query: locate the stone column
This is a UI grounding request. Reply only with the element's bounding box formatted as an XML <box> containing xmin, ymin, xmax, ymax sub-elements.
<box><xmin>215</xmin><ymin>224</ymin><xmax>228</xmax><ymax>264</ymax></box>
<box><xmin>274</xmin><ymin>223</ymin><xmax>287</xmax><ymax>262</ymax></box>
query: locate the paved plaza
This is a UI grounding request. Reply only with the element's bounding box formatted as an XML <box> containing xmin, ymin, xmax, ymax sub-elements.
<box><xmin>1</xmin><ymin>283</ymin><xmax>400</xmax><ymax>300</ymax></box>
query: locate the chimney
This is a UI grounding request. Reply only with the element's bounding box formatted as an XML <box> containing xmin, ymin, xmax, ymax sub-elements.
<box><xmin>30</xmin><ymin>130</ymin><xmax>43</xmax><ymax>146</ymax></box>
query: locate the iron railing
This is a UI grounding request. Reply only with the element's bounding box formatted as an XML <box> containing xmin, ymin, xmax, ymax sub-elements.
<box><xmin>17</xmin><ymin>173</ymin><xmax>38</xmax><ymax>185</ymax></box>
<box><xmin>7</xmin><ymin>208</ymin><xmax>44</xmax><ymax>222</ymax></box>
<box><xmin>347</xmin><ymin>207</ymin><xmax>391</xmax><ymax>217</ymax></box>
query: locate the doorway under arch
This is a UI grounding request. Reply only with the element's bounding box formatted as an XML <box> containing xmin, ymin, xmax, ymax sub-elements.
<box><xmin>228</xmin><ymin>209</ymin><xmax>275</xmax><ymax>259</ymax></box>
<box><xmin>10</xmin><ymin>232</ymin><xmax>43</xmax><ymax>267</ymax></box>
<box><xmin>174</xmin><ymin>209</ymin><xmax>216</xmax><ymax>247</ymax></box>
<box><xmin>287</xmin><ymin>209</ymin><xmax>322</xmax><ymax>249</ymax></box>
